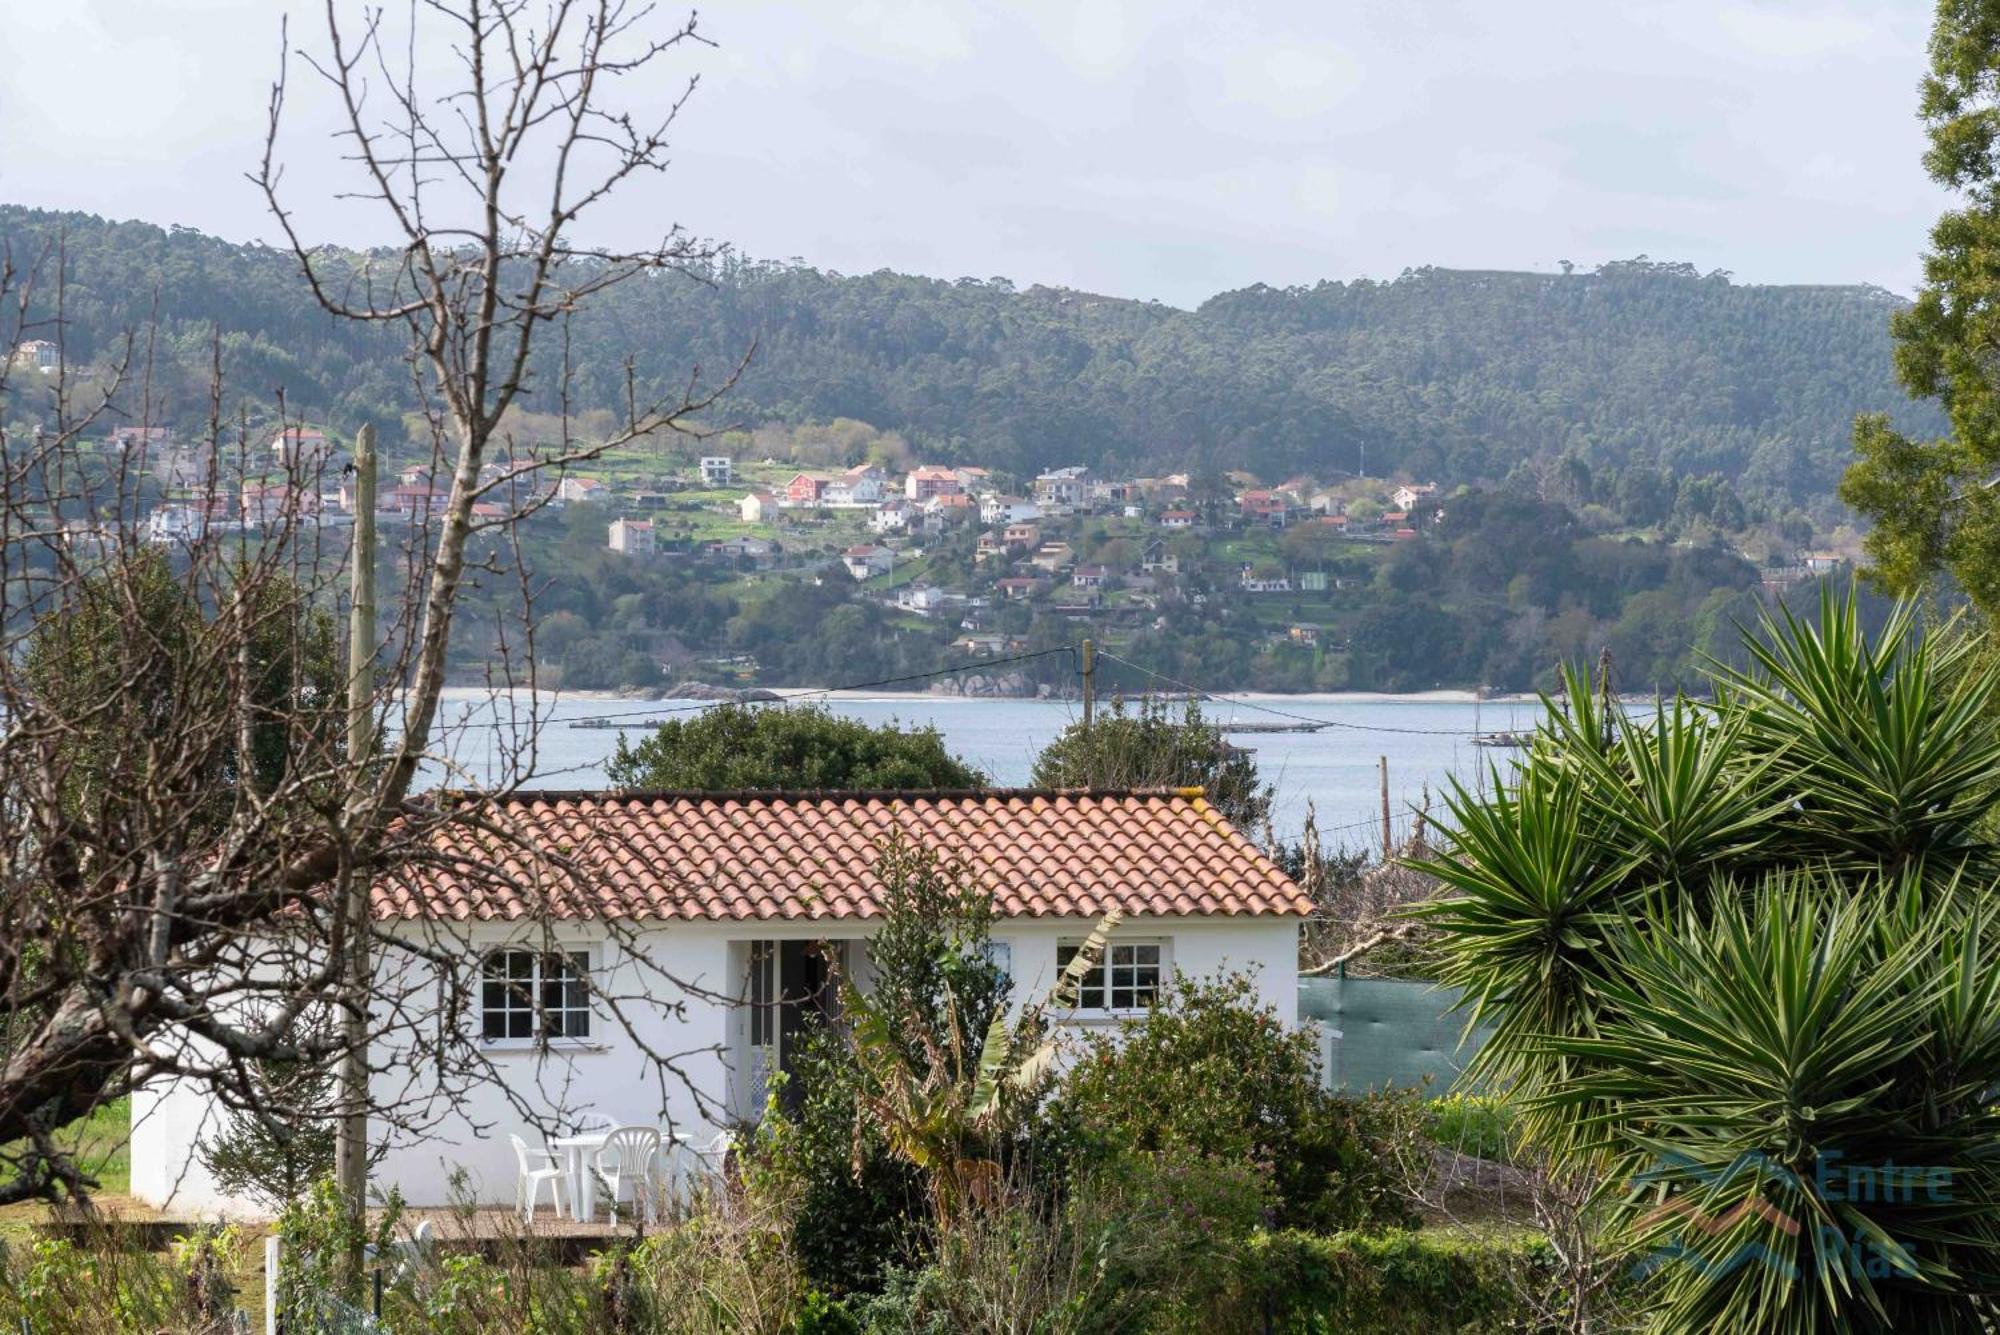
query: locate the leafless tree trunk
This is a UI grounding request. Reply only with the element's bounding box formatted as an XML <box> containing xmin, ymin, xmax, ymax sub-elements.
<box><xmin>0</xmin><ymin>0</ymin><xmax>743</xmax><ymax>1212</ymax></box>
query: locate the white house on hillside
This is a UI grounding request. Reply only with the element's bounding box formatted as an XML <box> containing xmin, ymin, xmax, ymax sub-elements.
<box><xmin>129</xmin><ymin>790</ymin><xmax>1309</xmax><ymax>1216</ymax></box>
<box><xmin>607</xmin><ymin>517</ymin><xmax>656</xmax><ymax>555</ymax></box>
<box><xmin>700</xmin><ymin>457</ymin><xmax>734</xmax><ymax>486</ymax></box>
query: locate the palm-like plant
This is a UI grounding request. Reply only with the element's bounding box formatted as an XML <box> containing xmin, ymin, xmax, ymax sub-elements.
<box><xmin>843</xmin><ymin>910</ymin><xmax>1123</xmax><ymax>1220</ymax></box>
<box><xmin>1420</xmin><ymin>590</ymin><xmax>2000</xmax><ymax>1329</ymax></box>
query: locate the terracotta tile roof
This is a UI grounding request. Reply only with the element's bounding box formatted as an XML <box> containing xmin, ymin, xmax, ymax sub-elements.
<box><xmin>375</xmin><ymin>789</ymin><xmax>1311</xmax><ymax>923</ymax></box>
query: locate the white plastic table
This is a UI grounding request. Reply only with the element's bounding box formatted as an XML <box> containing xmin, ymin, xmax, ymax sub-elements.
<box><xmin>547</xmin><ymin>1130</ymin><xmax>609</xmax><ymax>1222</ymax></box>
<box><xmin>547</xmin><ymin>1128</ymin><xmax>695</xmax><ymax>1221</ymax></box>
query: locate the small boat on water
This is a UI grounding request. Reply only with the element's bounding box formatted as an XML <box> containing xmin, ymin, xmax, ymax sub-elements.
<box><xmin>1471</xmin><ymin>730</ymin><xmax>1530</xmax><ymax>748</ymax></box>
<box><xmin>1219</xmin><ymin>721</ymin><xmax>1329</xmax><ymax>735</ymax></box>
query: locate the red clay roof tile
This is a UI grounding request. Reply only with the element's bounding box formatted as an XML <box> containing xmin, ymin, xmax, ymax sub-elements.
<box><xmin>376</xmin><ymin>789</ymin><xmax>1311</xmax><ymax>923</ymax></box>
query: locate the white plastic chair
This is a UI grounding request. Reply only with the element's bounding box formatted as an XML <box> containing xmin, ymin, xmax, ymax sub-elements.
<box><xmin>509</xmin><ymin>1134</ymin><xmax>567</xmax><ymax>1222</ymax></box>
<box><xmin>592</xmin><ymin>1126</ymin><xmax>662</xmax><ymax>1225</ymax></box>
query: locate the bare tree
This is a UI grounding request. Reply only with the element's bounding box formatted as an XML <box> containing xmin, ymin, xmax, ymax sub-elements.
<box><xmin>0</xmin><ymin>0</ymin><xmax>743</xmax><ymax>1216</ymax></box>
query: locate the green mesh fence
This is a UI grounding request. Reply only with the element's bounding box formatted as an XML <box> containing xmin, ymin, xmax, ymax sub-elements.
<box><xmin>1298</xmin><ymin>975</ymin><xmax>1492</xmax><ymax>1093</ymax></box>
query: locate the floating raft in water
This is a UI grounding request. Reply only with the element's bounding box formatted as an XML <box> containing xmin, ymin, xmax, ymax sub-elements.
<box><xmin>1218</xmin><ymin>721</ymin><xmax>1329</xmax><ymax>734</ymax></box>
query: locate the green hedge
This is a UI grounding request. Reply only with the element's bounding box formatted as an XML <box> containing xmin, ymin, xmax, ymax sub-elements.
<box><xmin>1252</xmin><ymin>1228</ymin><xmax>1546</xmax><ymax>1334</ymax></box>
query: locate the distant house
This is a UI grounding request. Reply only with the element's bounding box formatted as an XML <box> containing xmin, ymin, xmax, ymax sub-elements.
<box><xmin>398</xmin><ymin>465</ymin><xmax>432</xmax><ymax>489</ymax></box>
<box><xmin>842</xmin><ymin>544</ymin><xmax>895</xmax><ymax>580</ymax></box>
<box><xmin>995</xmin><ymin>576</ymin><xmax>1046</xmax><ymax>601</ymax></box>
<box><xmin>896</xmin><ymin>584</ymin><xmax>945</xmax><ymax>615</ymax></box>
<box><xmin>1379</xmin><ymin>510</ymin><xmax>1409</xmax><ymax>527</ymax></box>
<box><xmin>107</xmin><ymin>425</ymin><xmax>172</xmax><ymax>452</ymax></box>
<box><xmin>827</xmin><ymin>465</ymin><xmax>887</xmax><ymax>506</ymax></box>
<box><xmin>905</xmin><ymin>466</ymin><xmax>963</xmax><ymax>502</ymax></box>
<box><xmin>981</xmin><ymin>494</ymin><xmax>1041</xmax><ymax>525</ymax></box>
<box><xmin>1159</xmin><ymin>510</ymin><xmax>1197</xmax><ymax>530</ymax></box>
<box><xmin>871</xmin><ymin>502</ymin><xmax>911</xmax><ymax>534</ymax></box>
<box><xmin>8</xmin><ymin>339</ymin><xmax>59</xmax><ymax>373</ymax></box>
<box><xmin>739</xmin><ymin>491</ymin><xmax>779</xmax><ymax>523</ymax></box>
<box><xmin>707</xmin><ymin>536</ymin><xmax>776</xmax><ymax>562</ymax></box>
<box><xmin>1319</xmin><ymin>514</ymin><xmax>1349</xmax><ymax>531</ymax></box>
<box><xmin>952</xmin><ymin>466</ymin><xmax>992</xmax><ymax>493</ymax></box>
<box><xmin>1239</xmin><ymin>566</ymin><xmax>1291</xmax><ymax>594</ymax></box>
<box><xmin>1237</xmin><ymin>490</ymin><xmax>1294</xmax><ymax>529</ymax></box>
<box><xmin>608</xmin><ymin>517</ymin><xmax>656</xmax><ymax>555</ymax></box>
<box><xmin>700</xmin><ymin>456</ymin><xmax>735</xmax><ymax>487</ymax></box>
<box><xmin>558</xmin><ymin>476</ymin><xmax>609</xmax><ymax>504</ymax></box>
<box><xmin>925</xmin><ymin>492</ymin><xmax>976</xmax><ymax>522</ymax></box>
<box><xmin>1003</xmin><ymin>522</ymin><xmax>1040</xmax><ymax>549</ymax></box>
<box><xmin>1142</xmin><ymin>540</ymin><xmax>1180</xmax><ymax>574</ymax></box>
<box><xmin>381</xmin><ymin>484</ymin><xmax>444</xmax><ymax>524</ymax></box>
<box><xmin>240</xmin><ymin>482</ymin><xmax>316</xmax><ymax>527</ymax></box>
<box><xmin>1392</xmin><ymin>483</ymin><xmax>1438</xmax><ymax>512</ymax></box>
<box><xmin>1288</xmin><ymin>625</ymin><xmax>1320</xmax><ymax>646</ymax></box>
<box><xmin>1072</xmin><ymin>564</ymin><xmax>1109</xmax><ymax>590</ymax></box>
<box><xmin>1034</xmin><ymin>466</ymin><xmax>1092</xmax><ymax>511</ymax></box>
<box><xmin>785</xmin><ymin>473</ymin><xmax>829</xmax><ymax>507</ymax></box>
<box><xmin>269</xmin><ymin>426</ymin><xmax>331</xmax><ymax>466</ymax></box>
<box><xmin>1030</xmin><ymin>542</ymin><xmax>1075</xmax><ymax>573</ymax></box>
<box><xmin>1803</xmin><ymin>552</ymin><xmax>1843</xmax><ymax>574</ymax></box>
<box><xmin>952</xmin><ymin>632</ymin><xmax>1011</xmax><ymax>656</ymax></box>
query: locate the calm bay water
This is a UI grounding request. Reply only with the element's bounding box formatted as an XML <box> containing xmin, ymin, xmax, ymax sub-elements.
<box><xmin>425</xmin><ymin>692</ymin><xmax>1545</xmax><ymax>849</ymax></box>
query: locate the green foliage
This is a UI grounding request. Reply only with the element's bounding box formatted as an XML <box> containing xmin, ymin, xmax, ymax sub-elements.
<box><xmin>0</xmin><ymin>1227</ymin><xmax>248</xmax><ymax>1334</ymax></box>
<box><xmin>1051</xmin><ymin>972</ymin><xmax>1418</xmax><ymax>1233</ymax></box>
<box><xmin>1249</xmin><ymin>1227</ymin><xmax>1549</xmax><ymax>1334</ymax></box>
<box><xmin>751</xmin><ymin>835</ymin><xmax>1015</xmax><ymax>1294</ymax></box>
<box><xmin>1421</xmin><ymin>591</ymin><xmax>2000</xmax><ymax>1329</ymax></box>
<box><xmin>1030</xmin><ymin>698</ymin><xmax>1273</xmax><ymax>831</ymax></box>
<box><xmin>606</xmin><ymin>703</ymin><xmax>984</xmax><ymax>792</ymax></box>
<box><xmin>196</xmin><ymin>1036</ymin><xmax>337</xmax><ymax>1212</ymax></box>
<box><xmin>19</xmin><ymin>550</ymin><xmax>342</xmax><ymax>820</ymax></box>
<box><xmin>0</xmin><ymin>207</ymin><xmax>1931</xmax><ymax>520</ymax></box>
<box><xmin>1841</xmin><ymin>1</ymin><xmax>2000</xmax><ymax>613</ymax></box>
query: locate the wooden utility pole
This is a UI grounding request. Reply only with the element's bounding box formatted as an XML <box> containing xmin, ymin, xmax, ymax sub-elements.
<box><xmin>1080</xmin><ymin>637</ymin><xmax>1096</xmax><ymax>729</ymax></box>
<box><xmin>1378</xmin><ymin>755</ymin><xmax>1392</xmax><ymax>856</ymax></box>
<box><xmin>335</xmin><ymin>424</ymin><xmax>376</xmax><ymax>1259</ymax></box>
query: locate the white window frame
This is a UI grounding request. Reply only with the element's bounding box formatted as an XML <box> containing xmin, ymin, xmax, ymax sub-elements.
<box><xmin>478</xmin><ymin>946</ymin><xmax>597</xmax><ymax>1050</ymax></box>
<box><xmin>1056</xmin><ymin>937</ymin><xmax>1169</xmax><ymax>1017</ymax></box>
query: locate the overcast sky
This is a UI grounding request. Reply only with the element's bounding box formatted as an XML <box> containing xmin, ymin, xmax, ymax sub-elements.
<box><xmin>0</xmin><ymin>1</ymin><xmax>1949</xmax><ymax>307</ymax></box>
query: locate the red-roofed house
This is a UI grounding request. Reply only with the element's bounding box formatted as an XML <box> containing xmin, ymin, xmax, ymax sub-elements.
<box><xmin>905</xmin><ymin>465</ymin><xmax>963</xmax><ymax>502</ymax></box>
<box><xmin>130</xmin><ymin>788</ymin><xmax>1310</xmax><ymax>1213</ymax></box>
<box><xmin>785</xmin><ymin>473</ymin><xmax>829</xmax><ymax>506</ymax></box>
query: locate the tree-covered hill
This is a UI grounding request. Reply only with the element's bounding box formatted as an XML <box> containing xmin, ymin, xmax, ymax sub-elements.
<box><xmin>0</xmin><ymin>207</ymin><xmax>1935</xmax><ymax>515</ymax></box>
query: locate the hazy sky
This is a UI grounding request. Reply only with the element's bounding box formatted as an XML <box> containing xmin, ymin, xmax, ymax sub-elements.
<box><xmin>0</xmin><ymin>1</ymin><xmax>1949</xmax><ymax>307</ymax></box>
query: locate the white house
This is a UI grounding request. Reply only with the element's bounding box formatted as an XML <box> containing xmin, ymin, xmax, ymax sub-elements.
<box><xmin>8</xmin><ymin>338</ymin><xmax>59</xmax><ymax>373</ymax></box>
<box><xmin>700</xmin><ymin>456</ymin><xmax>734</xmax><ymax>487</ymax></box>
<box><xmin>607</xmin><ymin>517</ymin><xmax>656</xmax><ymax>555</ymax></box>
<box><xmin>1392</xmin><ymin>483</ymin><xmax>1437</xmax><ymax>512</ymax></box>
<box><xmin>739</xmin><ymin>491</ymin><xmax>779</xmax><ymax>523</ymax></box>
<box><xmin>842</xmin><ymin>544</ymin><xmax>896</xmax><ymax>580</ymax></box>
<box><xmin>980</xmin><ymin>495</ymin><xmax>1041</xmax><ymax>526</ymax></box>
<box><xmin>905</xmin><ymin>465</ymin><xmax>963</xmax><ymax>502</ymax></box>
<box><xmin>557</xmin><ymin>476</ymin><xmax>609</xmax><ymax>504</ymax></box>
<box><xmin>130</xmin><ymin>789</ymin><xmax>1308</xmax><ymax>1215</ymax></box>
<box><xmin>896</xmin><ymin>583</ymin><xmax>945</xmax><ymax>616</ymax></box>
<box><xmin>1034</xmin><ymin>466</ymin><xmax>1091</xmax><ymax>511</ymax></box>
<box><xmin>870</xmin><ymin>502</ymin><xmax>910</xmax><ymax>534</ymax></box>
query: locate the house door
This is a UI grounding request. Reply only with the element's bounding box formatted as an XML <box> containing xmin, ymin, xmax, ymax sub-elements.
<box><xmin>741</xmin><ymin>940</ymin><xmax>847</xmax><ymax>1120</ymax></box>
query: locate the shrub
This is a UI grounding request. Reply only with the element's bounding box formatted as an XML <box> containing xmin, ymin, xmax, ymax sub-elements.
<box><xmin>1051</xmin><ymin>971</ymin><xmax>1417</xmax><ymax>1232</ymax></box>
<box><xmin>746</xmin><ymin>834</ymin><xmax>1014</xmax><ymax>1295</ymax></box>
<box><xmin>1250</xmin><ymin>1227</ymin><xmax>1546</xmax><ymax>1334</ymax></box>
<box><xmin>1422</xmin><ymin>594</ymin><xmax>2000</xmax><ymax>1327</ymax></box>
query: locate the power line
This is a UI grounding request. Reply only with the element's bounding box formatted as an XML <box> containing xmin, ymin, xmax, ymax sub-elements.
<box><xmin>1092</xmin><ymin>649</ymin><xmax>1502</xmax><ymax>738</ymax></box>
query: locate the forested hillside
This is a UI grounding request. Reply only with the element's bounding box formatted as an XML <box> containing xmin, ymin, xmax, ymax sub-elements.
<box><xmin>0</xmin><ymin>207</ymin><xmax>1935</xmax><ymax>517</ymax></box>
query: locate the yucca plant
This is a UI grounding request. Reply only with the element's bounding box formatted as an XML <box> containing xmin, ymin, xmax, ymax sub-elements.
<box><xmin>1419</xmin><ymin>589</ymin><xmax>2000</xmax><ymax>1330</ymax></box>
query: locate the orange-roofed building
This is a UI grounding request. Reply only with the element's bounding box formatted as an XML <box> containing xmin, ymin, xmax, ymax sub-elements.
<box><xmin>130</xmin><ymin>787</ymin><xmax>1311</xmax><ymax>1216</ymax></box>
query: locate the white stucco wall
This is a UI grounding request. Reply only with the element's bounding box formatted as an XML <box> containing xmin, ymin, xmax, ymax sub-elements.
<box><xmin>131</xmin><ymin>913</ymin><xmax>1300</xmax><ymax>1216</ymax></box>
